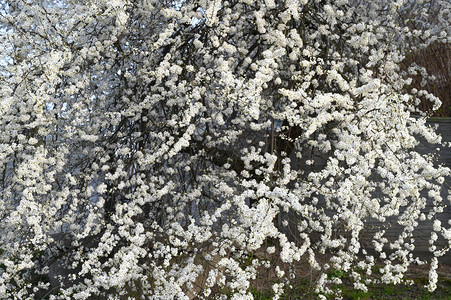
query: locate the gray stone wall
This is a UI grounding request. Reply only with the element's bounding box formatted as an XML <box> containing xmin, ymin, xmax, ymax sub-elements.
<box><xmin>281</xmin><ymin>118</ymin><xmax>451</xmax><ymax>263</ymax></box>
<box><xmin>360</xmin><ymin>118</ymin><xmax>451</xmax><ymax>263</ymax></box>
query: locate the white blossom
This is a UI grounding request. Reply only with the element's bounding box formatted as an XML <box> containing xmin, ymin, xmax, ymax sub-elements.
<box><xmin>0</xmin><ymin>0</ymin><xmax>449</xmax><ymax>298</ymax></box>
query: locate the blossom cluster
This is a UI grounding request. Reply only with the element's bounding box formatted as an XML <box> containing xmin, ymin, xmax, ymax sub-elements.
<box><xmin>0</xmin><ymin>0</ymin><xmax>450</xmax><ymax>299</ymax></box>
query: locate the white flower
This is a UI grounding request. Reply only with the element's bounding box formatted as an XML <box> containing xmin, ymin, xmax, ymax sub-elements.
<box><xmin>97</xmin><ymin>183</ymin><xmax>108</xmax><ymax>194</ymax></box>
<box><xmin>28</xmin><ymin>137</ymin><xmax>38</xmax><ymax>145</ymax></box>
